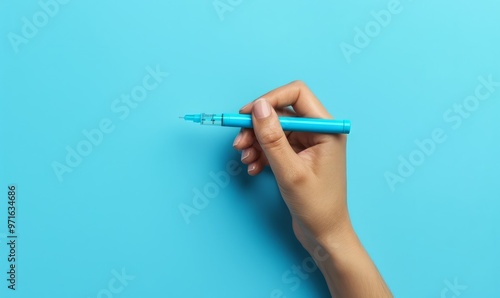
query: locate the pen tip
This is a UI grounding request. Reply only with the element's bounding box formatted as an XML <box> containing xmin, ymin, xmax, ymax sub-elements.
<box><xmin>178</xmin><ymin>116</ymin><xmax>184</xmax><ymax>119</ymax></box>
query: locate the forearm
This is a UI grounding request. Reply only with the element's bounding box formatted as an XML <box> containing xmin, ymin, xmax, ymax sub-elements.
<box><xmin>309</xmin><ymin>222</ymin><xmax>392</xmax><ymax>298</ymax></box>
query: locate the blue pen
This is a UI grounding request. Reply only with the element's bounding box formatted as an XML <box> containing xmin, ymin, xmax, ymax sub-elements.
<box><xmin>179</xmin><ymin>113</ymin><xmax>351</xmax><ymax>134</ymax></box>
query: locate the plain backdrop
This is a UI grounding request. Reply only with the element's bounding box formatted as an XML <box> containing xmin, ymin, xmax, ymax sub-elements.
<box><xmin>1</xmin><ymin>0</ymin><xmax>499</xmax><ymax>297</ymax></box>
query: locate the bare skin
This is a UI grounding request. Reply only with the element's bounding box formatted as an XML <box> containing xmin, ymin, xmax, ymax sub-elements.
<box><xmin>233</xmin><ymin>81</ymin><xmax>392</xmax><ymax>298</ymax></box>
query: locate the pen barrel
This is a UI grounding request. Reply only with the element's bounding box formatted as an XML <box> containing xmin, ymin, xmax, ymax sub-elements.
<box><xmin>222</xmin><ymin>114</ymin><xmax>350</xmax><ymax>134</ymax></box>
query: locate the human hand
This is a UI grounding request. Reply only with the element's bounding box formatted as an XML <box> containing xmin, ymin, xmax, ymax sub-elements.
<box><xmin>233</xmin><ymin>80</ymin><xmax>349</xmax><ymax>250</ymax></box>
<box><xmin>233</xmin><ymin>81</ymin><xmax>392</xmax><ymax>297</ymax></box>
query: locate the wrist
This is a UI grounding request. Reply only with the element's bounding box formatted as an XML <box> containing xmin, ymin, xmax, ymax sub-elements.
<box><xmin>315</xmin><ymin>217</ymin><xmax>358</xmax><ymax>256</ymax></box>
<box><xmin>297</xmin><ymin>214</ymin><xmax>357</xmax><ymax>257</ymax></box>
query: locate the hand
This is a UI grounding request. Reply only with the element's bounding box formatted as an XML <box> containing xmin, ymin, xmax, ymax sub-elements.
<box><xmin>233</xmin><ymin>81</ymin><xmax>392</xmax><ymax>297</ymax></box>
<box><xmin>233</xmin><ymin>80</ymin><xmax>349</xmax><ymax>249</ymax></box>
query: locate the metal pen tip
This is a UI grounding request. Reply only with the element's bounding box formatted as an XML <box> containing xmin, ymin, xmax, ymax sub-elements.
<box><xmin>178</xmin><ymin>116</ymin><xmax>184</xmax><ymax>119</ymax></box>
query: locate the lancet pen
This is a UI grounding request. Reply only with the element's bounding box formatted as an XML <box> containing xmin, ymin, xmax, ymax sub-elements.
<box><xmin>179</xmin><ymin>113</ymin><xmax>351</xmax><ymax>134</ymax></box>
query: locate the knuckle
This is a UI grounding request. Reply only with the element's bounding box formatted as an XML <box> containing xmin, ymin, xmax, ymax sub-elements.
<box><xmin>291</xmin><ymin>80</ymin><xmax>306</xmax><ymax>87</ymax></box>
<box><xmin>290</xmin><ymin>80</ymin><xmax>309</xmax><ymax>97</ymax></box>
<box><xmin>259</xmin><ymin>127</ymin><xmax>286</xmax><ymax>149</ymax></box>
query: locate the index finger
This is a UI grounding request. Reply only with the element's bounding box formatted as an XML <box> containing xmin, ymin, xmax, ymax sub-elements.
<box><xmin>239</xmin><ymin>80</ymin><xmax>333</xmax><ymax>119</ymax></box>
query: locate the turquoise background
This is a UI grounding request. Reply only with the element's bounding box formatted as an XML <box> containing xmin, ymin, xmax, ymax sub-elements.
<box><xmin>1</xmin><ymin>0</ymin><xmax>499</xmax><ymax>297</ymax></box>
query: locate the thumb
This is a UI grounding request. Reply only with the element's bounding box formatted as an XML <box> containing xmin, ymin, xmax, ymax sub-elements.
<box><xmin>251</xmin><ymin>98</ymin><xmax>300</xmax><ymax>178</ymax></box>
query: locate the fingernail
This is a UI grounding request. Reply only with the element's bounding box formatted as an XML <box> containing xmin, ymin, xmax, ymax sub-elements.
<box><xmin>233</xmin><ymin>133</ymin><xmax>242</xmax><ymax>147</ymax></box>
<box><xmin>248</xmin><ymin>163</ymin><xmax>256</xmax><ymax>173</ymax></box>
<box><xmin>241</xmin><ymin>149</ymin><xmax>250</xmax><ymax>161</ymax></box>
<box><xmin>253</xmin><ymin>98</ymin><xmax>271</xmax><ymax>119</ymax></box>
<box><xmin>239</xmin><ymin>103</ymin><xmax>251</xmax><ymax>112</ymax></box>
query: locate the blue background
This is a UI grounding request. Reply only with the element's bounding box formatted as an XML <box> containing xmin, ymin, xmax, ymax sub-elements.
<box><xmin>1</xmin><ymin>0</ymin><xmax>499</xmax><ymax>297</ymax></box>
